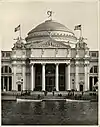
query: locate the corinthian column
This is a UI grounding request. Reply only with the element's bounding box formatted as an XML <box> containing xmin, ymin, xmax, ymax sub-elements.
<box><xmin>84</xmin><ymin>64</ymin><xmax>89</xmax><ymax>91</ymax></box>
<box><xmin>67</xmin><ymin>63</ymin><xmax>71</xmax><ymax>90</ymax></box>
<box><xmin>23</xmin><ymin>65</ymin><xmax>26</xmax><ymax>91</ymax></box>
<box><xmin>87</xmin><ymin>65</ymin><xmax>90</xmax><ymax>90</ymax></box>
<box><xmin>75</xmin><ymin>62</ymin><xmax>79</xmax><ymax>91</ymax></box>
<box><xmin>65</xmin><ymin>64</ymin><xmax>67</xmax><ymax>90</ymax></box>
<box><xmin>42</xmin><ymin>63</ymin><xmax>45</xmax><ymax>91</ymax></box>
<box><xmin>12</xmin><ymin>65</ymin><xmax>16</xmax><ymax>91</ymax></box>
<box><xmin>31</xmin><ymin>64</ymin><xmax>34</xmax><ymax>91</ymax></box>
<box><xmin>84</xmin><ymin>64</ymin><xmax>87</xmax><ymax>91</ymax></box>
<box><xmin>55</xmin><ymin>63</ymin><xmax>59</xmax><ymax>91</ymax></box>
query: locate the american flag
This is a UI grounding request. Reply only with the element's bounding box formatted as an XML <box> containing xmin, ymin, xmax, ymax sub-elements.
<box><xmin>14</xmin><ymin>25</ymin><xmax>20</xmax><ymax>32</ymax></box>
<box><xmin>74</xmin><ymin>25</ymin><xmax>81</xmax><ymax>30</ymax></box>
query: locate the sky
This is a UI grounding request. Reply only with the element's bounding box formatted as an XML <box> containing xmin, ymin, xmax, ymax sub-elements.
<box><xmin>0</xmin><ymin>0</ymin><xmax>99</xmax><ymax>51</ymax></box>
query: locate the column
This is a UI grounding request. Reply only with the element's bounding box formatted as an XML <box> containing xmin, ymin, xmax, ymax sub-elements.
<box><xmin>12</xmin><ymin>65</ymin><xmax>16</xmax><ymax>91</ymax></box>
<box><xmin>42</xmin><ymin>64</ymin><xmax>45</xmax><ymax>91</ymax></box>
<box><xmin>33</xmin><ymin>65</ymin><xmax>35</xmax><ymax>90</ymax></box>
<box><xmin>75</xmin><ymin>62</ymin><xmax>79</xmax><ymax>91</ymax></box>
<box><xmin>67</xmin><ymin>64</ymin><xmax>71</xmax><ymax>90</ymax></box>
<box><xmin>23</xmin><ymin>65</ymin><xmax>26</xmax><ymax>91</ymax></box>
<box><xmin>31</xmin><ymin>64</ymin><xmax>35</xmax><ymax>91</ymax></box>
<box><xmin>87</xmin><ymin>66</ymin><xmax>90</xmax><ymax>90</ymax></box>
<box><xmin>7</xmin><ymin>77</ymin><xmax>9</xmax><ymax>91</ymax></box>
<box><xmin>55</xmin><ymin>64</ymin><xmax>59</xmax><ymax>91</ymax></box>
<box><xmin>92</xmin><ymin>77</ymin><xmax>94</xmax><ymax>90</ymax></box>
<box><xmin>65</xmin><ymin>64</ymin><xmax>67</xmax><ymax>90</ymax></box>
<box><xmin>3</xmin><ymin>77</ymin><xmax>4</xmax><ymax>91</ymax></box>
<box><xmin>84</xmin><ymin>64</ymin><xmax>87</xmax><ymax>91</ymax></box>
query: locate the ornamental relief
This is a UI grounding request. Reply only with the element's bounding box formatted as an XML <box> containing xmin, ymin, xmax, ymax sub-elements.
<box><xmin>16</xmin><ymin>65</ymin><xmax>22</xmax><ymax>73</ymax></box>
<box><xmin>38</xmin><ymin>41</ymin><xmax>64</xmax><ymax>48</ymax></box>
<box><xmin>31</xmin><ymin>48</ymin><xmax>70</xmax><ymax>58</ymax></box>
<box><xmin>13</xmin><ymin>42</ymin><xmax>26</xmax><ymax>50</ymax></box>
<box><xmin>30</xmin><ymin>39</ymin><xmax>70</xmax><ymax>49</ymax></box>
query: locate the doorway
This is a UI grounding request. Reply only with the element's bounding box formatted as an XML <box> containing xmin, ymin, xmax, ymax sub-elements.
<box><xmin>46</xmin><ymin>75</ymin><xmax>55</xmax><ymax>91</ymax></box>
<box><xmin>45</xmin><ymin>64</ymin><xmax>55</xmax><ymax>92</ymax></box>
<box><xmin>80</xmin><ymin>85</ymin><xmax>83</xmax><ymax>91</ymax></box>
<box><xmin>18</xmin><ymin>84</ymin><xmax>21</xmax><ymax>91</ymax></box>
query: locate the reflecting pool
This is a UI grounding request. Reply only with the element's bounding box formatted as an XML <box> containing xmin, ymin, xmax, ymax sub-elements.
<box><xmin>2</xmin><ymin>101</ymin><xmax>98</xmax><ymax>125</ymax></box>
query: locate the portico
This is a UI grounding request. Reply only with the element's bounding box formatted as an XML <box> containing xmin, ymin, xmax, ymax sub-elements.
<box><xmin>30</xmin><ymin>61</ymin><xmax>71</xmax><ymax>92</ymax></box>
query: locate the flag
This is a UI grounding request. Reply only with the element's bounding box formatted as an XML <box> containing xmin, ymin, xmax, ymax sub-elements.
<box><xmin>14</xmin><ymin>25</ymin><xmax>20</xmax><ymax>32</ymax></box>
<box><xmin>74</xmin><ymin>25</ymin><xmax>81</xmax><ymax>30</ymax></box>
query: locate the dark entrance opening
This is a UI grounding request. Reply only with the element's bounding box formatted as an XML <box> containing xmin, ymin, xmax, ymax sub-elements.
<box><xmin>94</xmin><ymin>77</ymin><xmax>98</xmax><ymax>85</ymax></box>
<box><xmin>1</xmin><ymin>76</ymin><xmax>3</xmax><ymax>91</ymax></box>
<box><xmin>9</xmin><ymin>76</ymin><xmax>12</xmax><ymax>91</ymax></box>
<box><xmin>18</xmin><ymin>84</ymin><xmax>21</xmax><ymax>91</ymax></box>
<box><xmin>35</xmin><ymin>64</ymin><xmax>42</xmax><ymax>91</ymax></box>
<box><xmin>45</xmin><ymin>64</ymin><xmax>55</xmax><ymax>92</ymax></box>
<box><xmin>59</xmin><ymin>64</ymin><xmax>65</xmax><ymax>91</ymax></box>
<box><xmin>80</xmin><ymin>85</ymin><xmax>83</xmax><ymax>91</ymax></box>
<box><xmin>89</xmin><ymin>77</ymin><xmax>92</xmax><ymax>91</ymax></box>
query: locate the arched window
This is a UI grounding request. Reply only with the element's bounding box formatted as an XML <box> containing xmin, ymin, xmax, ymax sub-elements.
<box><xmin>1</xmin><ymin>66</ymin><xmax>12</xmax><ymax>74</ymax></box>
<box><xmin>90</xmin><ymin>66</ymin><xmax>98</xmax><ymax>73</ymax></box>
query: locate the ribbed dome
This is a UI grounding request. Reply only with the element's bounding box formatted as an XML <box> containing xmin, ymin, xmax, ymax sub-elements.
<box><xmin>28</xmin><ymin>20</ymin><xmax>74</xmax><ymax>34</ymax></box>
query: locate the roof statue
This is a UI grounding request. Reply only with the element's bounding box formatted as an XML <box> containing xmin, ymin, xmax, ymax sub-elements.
<box><xmin>47</xmin><ymin>10</ymin><xmax>53</xmax><ymax>20</ymax></box>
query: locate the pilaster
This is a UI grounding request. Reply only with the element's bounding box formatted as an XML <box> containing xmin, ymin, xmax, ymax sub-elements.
<box><xmin>42</xmin><ymin>63</ymin><xmax>46</xmax><ymax>91</ymax></box>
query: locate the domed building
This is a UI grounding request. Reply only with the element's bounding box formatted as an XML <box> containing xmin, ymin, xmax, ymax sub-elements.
<box><xmin>1</xmin><ymin>18</ymin><xmax>98</xmax><ymax>92</ymax></box>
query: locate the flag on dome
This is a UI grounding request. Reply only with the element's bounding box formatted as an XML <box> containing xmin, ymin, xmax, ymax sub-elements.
<box><xmin>14</xmin><ymin>25</ymin><xmax>20</xmax><ymax>32</ymax></box>
<box><xmin>74</xmin><ymin>25</ymin><xmax>81</xmax><ymax>30</ymax></box>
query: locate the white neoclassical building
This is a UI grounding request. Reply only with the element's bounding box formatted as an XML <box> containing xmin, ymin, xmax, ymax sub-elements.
<box><xmin>1</xmin><ymin>18</ymin><xmax>98</xmax><ymax>92</ymax></box>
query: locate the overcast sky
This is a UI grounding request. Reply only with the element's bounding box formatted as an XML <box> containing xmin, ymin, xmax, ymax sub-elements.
<box><xmin>0</xmin><ymin>0</ymin><xmax>99</xmax><ymax>51</ymax></box>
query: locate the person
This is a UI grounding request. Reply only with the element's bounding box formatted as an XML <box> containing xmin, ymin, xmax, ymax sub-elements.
<box><xmin>82</xmin><ymin>91</ymin><xmax>84</xmax><ymax>96</ymax></box>
<box><xmin>4</xmin><ymin>86</ymin><xmax>6</xmax><ymax>92</ymax></box>
<box><xmin>52</xmin><ymin>87</ymin><xmax>55</xmax><ymax>96</ymax></box>
<box><xmin>53</xmin><ymin>91</ymin><xmax>54</xmax><ymax>96</ymax></box>
<box><xmin>38</xmin><ymin>94</ymin><xmax>40</xmax><ymax>99</ymax></box>
<box><xmin>44</xmin><ymin>91</ymin><xmax>47</xmax><ymax>96</ymax></box>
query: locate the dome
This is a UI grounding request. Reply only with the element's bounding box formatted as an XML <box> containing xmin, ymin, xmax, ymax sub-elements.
<box><xmin>28</xmin><ymin>20</ymin><xmax>74</xmax><ymax>34</ymax></box>
<box><xmin>26</xmin><ymin>19</ymin><xmax>77</xmax><ymax>45</ymax></box>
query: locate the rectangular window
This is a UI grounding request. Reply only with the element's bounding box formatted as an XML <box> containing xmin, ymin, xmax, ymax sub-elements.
<box><xmin>2</xmin><ymin>52</ymin><xmax>5</xmax><ymax>57</ymax></box>
<box><xmin>91</xmin><ymin>52</ymin><xmax>97</xmax><ymax>57</ymax></box>
<box><xmin>6</xmin><ymin>52</ymin><xmax>10</xmax><ymax>57</ymax></box>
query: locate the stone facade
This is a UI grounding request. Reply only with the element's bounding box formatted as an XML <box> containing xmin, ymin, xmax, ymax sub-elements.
<box><xmin>1</xmin><ymin>20</ymin><xmax>98</xmax><ymax>92</ymax></box>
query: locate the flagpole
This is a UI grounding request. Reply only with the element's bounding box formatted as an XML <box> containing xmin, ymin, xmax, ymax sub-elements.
<box><xmin>19</xmin><ymin>24</ymin><xmax>21</xmax><ymax>40</ymax></box>
<box><xmin>80</xmin><ymin>25</ymin><xmax>82</xmax><ymax>39</ymax></box>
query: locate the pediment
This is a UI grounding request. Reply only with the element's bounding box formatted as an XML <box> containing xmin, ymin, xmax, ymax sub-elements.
<box><xmin>31</xmin><ymin>39</ymin><xmax>70</xmax><ymax>48</ymax></box>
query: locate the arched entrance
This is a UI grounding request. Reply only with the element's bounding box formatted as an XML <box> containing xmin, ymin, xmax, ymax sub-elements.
<box><xmin>1</xmin><ymin>66</ymin><xmax>12</xmax><ymax>91</ymax></box>
<box><xmin>45</xmin><ymin>64</ymin><xmax>55</xmax><ymax>91</ymax></box>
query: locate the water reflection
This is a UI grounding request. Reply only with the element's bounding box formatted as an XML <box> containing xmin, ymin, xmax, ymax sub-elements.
<box><xmin>2</xmin><ymin>101</ymin><xmax>98</xmax><ymax>125</ymax></box>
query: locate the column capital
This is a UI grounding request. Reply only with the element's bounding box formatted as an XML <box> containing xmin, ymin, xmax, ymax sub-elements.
<box><xmin>30</xmin><ymin>63</ymin><xmax>35</xmax><ymax>66</ymax></box>
<box><xmin>65</xmin><ymin>62</ymin><xmax>70</xmax><ymax>66</ymax></box>
<box><xmin>75</xmin><ymin>63</ymin><xmax>79</xmax><ymax>66</ymax></box>
<box><xmin>55</xmin><ymin>63</ymin><xmax>59</xmax><ymax>66</ymax></box>
<box><xmin>84</xmin><ymin>64</ymin><xmax>89</xmax><ymax>67</ymax></box>
<box><xmin>42</xmin><ymin>63</ymin><xmax>46</xmax><ymax>66</ymax></box>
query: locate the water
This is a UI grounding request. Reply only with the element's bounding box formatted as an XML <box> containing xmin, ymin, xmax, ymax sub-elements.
<box><xmin>2</xmin><ymin>101</ymin><xmax>98</xmax><ymax>125</ymax></box>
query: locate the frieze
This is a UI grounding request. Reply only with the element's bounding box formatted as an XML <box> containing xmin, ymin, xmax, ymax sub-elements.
<box><xmin>29</xmin><ymin>39</ymin><xmax>70</xmax><ymax>49</ymax></box>
<box><xmin>30</xmin><ymin>59</ymin><xmax>70</xmax><ymax>64</ymax></box>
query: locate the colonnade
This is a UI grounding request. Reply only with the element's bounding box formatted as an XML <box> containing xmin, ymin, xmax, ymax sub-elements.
<box><xmin>31</xmin><ymin>63</ymin><xmax>71</xmax><ymax>91</ymax></box>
